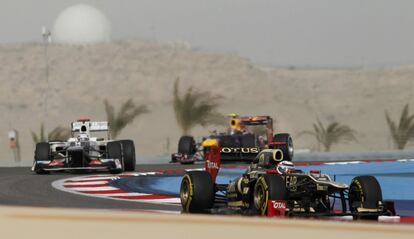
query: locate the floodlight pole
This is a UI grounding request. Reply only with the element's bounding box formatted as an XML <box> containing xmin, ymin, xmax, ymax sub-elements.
<box><xmin>42</xmin><ymin>27</ymin><xmax>51</xmax><ymax>141</ymax></box>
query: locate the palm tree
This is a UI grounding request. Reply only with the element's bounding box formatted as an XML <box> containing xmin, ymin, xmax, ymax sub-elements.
<box><xmin>31</xmin><ymin>123</ymin><xmax>71</xmax><ymax>143</ymax></box>
<box><xmin>173</xmin><ymin>78</ymin><xmax>224</xmax><ymax>135</ymax></box>
<box><xmin>104</xmin><ymin>99</ymin><xmax>149</xmax><ymax>139</ymax></box>
<box><xmin>301</xmin><ymin>119</ymin><xmax>356</xmax><ymax>152</ymax></box>
<box><xmin>385</xmin><ymin>104</ymin><xmax>414</xmax><ymax>150</ymax></box>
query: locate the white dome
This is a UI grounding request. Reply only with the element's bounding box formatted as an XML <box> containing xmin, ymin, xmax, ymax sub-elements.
<box><xmin>52</xmin><ymin>4</ymin><xmax>111</xmax><ymax>44</ymax></box>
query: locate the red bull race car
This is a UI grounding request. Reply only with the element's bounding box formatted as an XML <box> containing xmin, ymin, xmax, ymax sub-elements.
<box><xmin>179</xmin><ymin>141</ymin><xmax>397</xmax><ymax>221</ymax></box>
<box><xmin>171</xmin><ymin>114</ymin><xmax>293</xmax><ymax>164</ymax></box>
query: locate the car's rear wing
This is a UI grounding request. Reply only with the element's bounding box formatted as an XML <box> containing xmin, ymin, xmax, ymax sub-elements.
<box><xmin>239</xmin><ymin>115</ymin><xmax>274</xmax><ymax>142</ymax></box>
<box><xmin>239</xmin><ymin>116</ymin><xmax>272</xmax><ymax>125</ymax></box>
<box><xmin>71</xmin><ymin>121</ymin><xmax>109</xmax><ymax>132</ymax></box>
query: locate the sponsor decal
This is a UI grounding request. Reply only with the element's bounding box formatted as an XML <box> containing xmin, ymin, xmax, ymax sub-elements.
<box><xmin>286</xmin><ymin>176</ymin><xmax>297</xmax><ymax>191</ymax></box>
<box><xmin>267</xmin><ymin>200</ymin><xmax>287</xmax><ymax>217</ymax></box>
<box><xmin>115</xmin><ymin>159</ymin><xmax>122</xmax><ymax>169</ymax></box>
<box><xmin>272</xmin><ymin>200</ymin><xmax>287</xmax><ymax>209</ymax></box>
<box><xmin>221</xmin><ymin>147</ymin><xmax>259</xmax><ymax>154</ymax></box>
<box><xmin>206</xmin><ymin>160</ymin><xmax>219</xmax><ymax>169</ymax></box>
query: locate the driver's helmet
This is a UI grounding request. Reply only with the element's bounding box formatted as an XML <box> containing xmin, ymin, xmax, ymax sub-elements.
<box><xmin>258</xmin><ymin>135</ymin><xmax>265</xmax><ymax>147</ymax></box>
<box><xmin>276</xmin><ymin>161</ymin><xmax>295</xmax><ymax>174</ymax></box>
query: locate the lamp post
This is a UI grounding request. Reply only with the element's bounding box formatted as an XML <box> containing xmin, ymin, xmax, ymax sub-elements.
<box><xmin>41</xmin><ymin>26</ymin><xmax>51</xmax><ymax>141</ymax></box>
<box><xmin>8</xmin><ymin>129</ymin><xmax>20</xmax><ymax>162</ymax></box>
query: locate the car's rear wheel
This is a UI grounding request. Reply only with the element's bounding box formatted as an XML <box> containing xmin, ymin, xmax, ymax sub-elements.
<box><xmin>271</xmin><ymin>133</ymin><xmax>293</xmax><ymax>161</ymax></box>
<box><xmin>120</xmin><ymin>140</ymin><xmax>136</xmax><ymax>171</ymax></box>
<box><xmin>253</xmin><ymin>174</ymin><xmax>287</xmax><ymax>215</ymax></box>
<box><xmin>107</xmin><ymin>141</ymin><xmax>124</xmax><ymax>174</ymax></box>
<box><xmin>180</xmin><ymin>171</ymin><xmax>215</xmax><ymax>213</ymax></box>
<box><xmin>349</xmin><ymin>175</ymin><xmax>383</xmax><ymax>220</ymax></box>
<box><xmin>34</xmin><ymin>142</ymin><xmax>51</xmax><ymax>174</ymax></box>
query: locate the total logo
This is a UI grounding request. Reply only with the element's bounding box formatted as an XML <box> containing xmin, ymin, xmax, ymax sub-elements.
<box><xmin>206</xmin><ymin>160</ymin><xmax>219</xmax><ymax>169</ymax></box>
<box><xmin>221</xmin><ymin>147</ymin><xmax>259</xmax><ymax>154</ymax></box>
<box><xmin>272</xmin><ymin>201</ymin><xmax>287</xmax><ymax>209</ymax></box>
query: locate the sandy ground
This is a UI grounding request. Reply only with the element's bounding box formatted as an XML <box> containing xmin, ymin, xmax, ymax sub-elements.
<box><xmin>1</xmin><ymin>40</ymin><xmax>414</xmax><ymax>163</ymax></box>
<box><xmin>1</xmin><ymin>205</ymin><xmax>413</xmax><ymax>239</ymax></box>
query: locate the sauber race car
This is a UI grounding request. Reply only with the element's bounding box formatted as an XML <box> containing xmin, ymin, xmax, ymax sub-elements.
<box><xmin>179</xmin><ymin>143</ymin><xmax>397</xmax><ymax>220</ymax></box>
<box><xmin>32</xmin><ymin>119</ymin><xmax>136</xmax><ymax>174</ymax></box>
<box><xmin>171</xmin><ymin>114</ymin><xmax>293</xmax><ymax>164</ymax></box>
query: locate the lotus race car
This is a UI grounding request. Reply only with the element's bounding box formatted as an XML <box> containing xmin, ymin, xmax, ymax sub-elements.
<box><xmin>172</xmin><ymin>114</ymin><xmax>293</xmax><ymax>164</ymax></box>
<box><xmin>179</xmin><ymin>141</ymin><xmax>397</xmax><ymax>220</ymax></box>
<box><xmin>32</xmin><ymin>119</ymin><xmax>136</xmax><ymax>174</ymax></box>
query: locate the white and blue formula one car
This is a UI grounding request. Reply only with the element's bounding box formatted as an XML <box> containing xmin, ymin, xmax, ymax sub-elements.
<box><xmin>32</xmin><ymin>118</ymin><xmax>136</xmax><ymax>174</ymax></box>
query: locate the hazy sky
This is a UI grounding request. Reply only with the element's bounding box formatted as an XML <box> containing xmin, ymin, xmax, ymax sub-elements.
<box><xmin>2</xmin><ymin>0</ymin><xmax>414</xmax><ymax>67</ymax></box>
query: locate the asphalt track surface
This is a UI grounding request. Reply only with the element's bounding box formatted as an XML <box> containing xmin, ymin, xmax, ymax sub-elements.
<box><xmin>0</xmin><ymin>164</ymin><xmax>197</xmax><ymax>211</ymax></box>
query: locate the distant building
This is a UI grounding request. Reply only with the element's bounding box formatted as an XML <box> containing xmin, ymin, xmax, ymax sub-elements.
<box><xmin>53</xmin><ymin>4</ymin><xmax>111</xmax><ymax>44</ymax></box>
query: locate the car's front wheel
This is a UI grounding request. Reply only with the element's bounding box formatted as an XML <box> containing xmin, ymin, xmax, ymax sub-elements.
<box><xmin>120</xmin><ymin>140</ymin><xmax>136</xmax><ymax>171</ymax></box>
<box><xmin>180</xmin><ymin>171</ymin><xmax>215</xmax><ymax>213</ymax></box>
<box><xmin>348</xmin><ymin>175</ymin><xmax>383</xmax><ymax>220</ymax></box>
<box><xmin>34</xmin><ymin>142</ymin><xmax>51</xmax><ymax>174</ymax></box>
<box><xmin>178</xmin><ymin>136</ymin><xmax>196</xmax><ymax>155</ymax></box>
<box><xmin>253</xmin><ymin>174</ymin><xmax>287</xmax><ymax>215</ymax></box>
<box><xmin>107</xmin><ymin>141</ymin><xmax>124</xmax><ymax>174</ymax></box>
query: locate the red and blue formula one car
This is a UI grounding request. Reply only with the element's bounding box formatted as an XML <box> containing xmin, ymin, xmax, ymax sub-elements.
<box><xmin>172</xmin><ymin>114</ymin><xmax>293</xmax><ymax>164</ymax></box>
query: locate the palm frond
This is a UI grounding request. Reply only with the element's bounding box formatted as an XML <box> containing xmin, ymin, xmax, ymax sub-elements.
<box><xmin>173</xmin><ymin>78</ymin><xmax>223</xmax><ymax>135</ymax></box>
<box><xmin>104</xmin><ymin>99</ymin><xmax>149</xmax><ymax>139</ymax></box>
<box><xmin>385</xmin><ymin>104</ymin><xmax>414</xmax><ymax>149</ymax></box>
<box><xmin>31</xmin><ymin>123</ymin><xmax>71</xmax><ymax>144</ymax></box>
<box><xmin>304</xmin><ymin>119</ymin><xmax>356</xmax><ymax>152</ymax></box>
<box><xmin>31</xmin><ymin>131</ymin><xmax>39</xmax><ymax>144</ymax></box>
<box><xmin>48</xmin><ymin>127</ymin><xmax>71</xmax><ymax>141</ymax></box>
<box><xmin>31</xmin><ymin>123</ymin><xmax>45</xmax><ymax>144</ymax></box>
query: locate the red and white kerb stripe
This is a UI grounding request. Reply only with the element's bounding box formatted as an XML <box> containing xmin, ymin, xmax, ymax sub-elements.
<box><xmin>52</xmin><ymin>172</ymin><xmax>181</xmax><ymax>205</ymax></box>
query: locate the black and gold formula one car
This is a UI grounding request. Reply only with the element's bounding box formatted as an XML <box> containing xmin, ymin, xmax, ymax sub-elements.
<box><xmin>179</xmin><ymin>145</ymin><xmax>397</xmax><ymax>221</ymax></box>
<box><xmin>171</xmin><ymin>114</ymin><xmax>293</xmax><ymax>164</ymax></box>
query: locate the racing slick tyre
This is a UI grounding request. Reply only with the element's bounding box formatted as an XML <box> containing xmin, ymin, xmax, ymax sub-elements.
<box><xmin>348</xmin><ymin>175</ymin><xmax>383</xmax><ymax>221</ymax></box>
<box><xmin>180</xmin><ymin>171</ymin><xmax>214</xmax><ymax>213</ymax></box>
<box><xmin>271</xmin><ymin>133</ymin><xmax>293</xmax><ymax>161</ymax></box>
<box><xmin>120</xmin><ymin>140</ymin><xmax>136</xmax><ymax>172</ymax></box>
<box><xmin>34</xmin><ymin>142</ymin><xmax>51</xmax><ymax>174</ymax></box>
<box><xmin>107</xmin><ymin>141</ymin><xmax>124</xmax><ymax>174</ymax></box>
<box><xmin>178</xmin><ymin>136</ymin><xmax>196</xmax><ymax>155</ymax></box>
<box><xmin>178</xmin><ymin>136</ymin><xmax>197</xmax><ymax>164</ymax></box>
<box><xmin>253</xmin><ymin>174</ymin><xmax>287</xmax><ymax>215</ymax></box>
